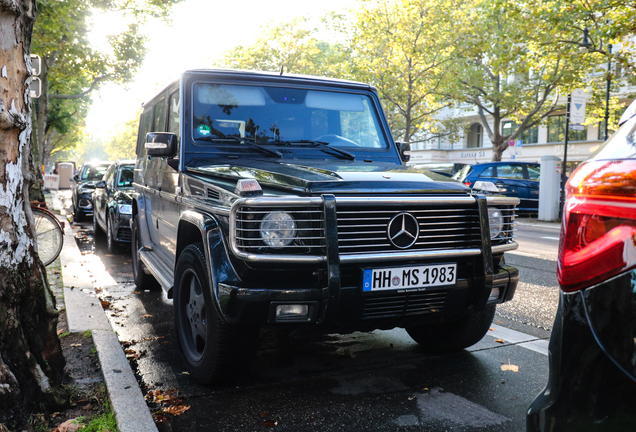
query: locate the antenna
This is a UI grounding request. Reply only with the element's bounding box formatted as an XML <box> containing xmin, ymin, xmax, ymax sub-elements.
<box><xmin>280</xmin><ymin>65</ymin><xmax>284</xmax><ymax>76</ymax></box>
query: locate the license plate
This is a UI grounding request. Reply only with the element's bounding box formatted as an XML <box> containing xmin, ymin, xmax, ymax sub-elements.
<box><xmin>362</xmin><ymin>264</ymin><xmax>457</xmax><ymax>292</ymax></box>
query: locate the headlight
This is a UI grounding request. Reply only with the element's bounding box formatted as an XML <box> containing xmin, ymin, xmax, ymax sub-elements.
<box><xmin>260</xmin><ymin>211</ymin><xmax>296</xmax><ymax>248</ymax></box>
<box><xmin>118</xmin><ymin>204</ymin><xmax>132</xmax><ymax>215</ymax></box>
<box><xmin>488</xmin><ymin>207</ymin><xmax>504</xmax><ymax>239</ymax></box>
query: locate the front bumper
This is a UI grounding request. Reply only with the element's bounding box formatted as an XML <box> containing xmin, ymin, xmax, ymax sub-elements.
<box><xmin>113</xmin><ymin>213</ymin><xmax>132</xmax><ymax>242</ymax></box>
<box><xmin>217</xmin><ymin>264</ymin><xmax>518</xmax><ymax>331</ymax></box>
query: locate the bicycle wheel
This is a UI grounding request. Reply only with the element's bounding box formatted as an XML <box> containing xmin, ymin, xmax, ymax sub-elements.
<box><xmin>32</xmin><ymin>208</ymin><xmax>64</xmax><ymax>266</ymax></box>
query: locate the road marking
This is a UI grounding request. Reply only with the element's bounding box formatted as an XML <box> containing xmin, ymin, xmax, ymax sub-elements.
<box><xmin>487</xmin><ymin>326</ymin><xmax>549</xmax><ymax>356</ymax></box>
<box><xmin>541</xmin><ymin>236</ymin><xmax>560</xmax><ymax>240</ymax></box>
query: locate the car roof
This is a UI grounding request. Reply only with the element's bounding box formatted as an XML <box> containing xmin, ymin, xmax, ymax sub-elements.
<box><xmin>143</xmin><ymin>68</ymin><xmax>374</xmax><ymax>106</ymax></box>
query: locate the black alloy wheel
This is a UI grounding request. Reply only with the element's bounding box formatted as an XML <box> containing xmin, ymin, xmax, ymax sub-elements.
<box><xmin>173</xmin><ymin>243</ymin><xmax>258</xmax><ymax>385</ymax></box>
<box><xmin>131</xmin><ymin>215</ymin><xmax>160</xmax><ymax>290</ymax></box>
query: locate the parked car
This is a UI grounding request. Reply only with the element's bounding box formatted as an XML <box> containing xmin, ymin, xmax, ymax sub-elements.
<box><xmin>92</xmin><ymin>160</ymin><xmax>135</xmax><ymax>253</ymax></box>
<box><xmin>527</xmin><ymin>99</ymin><xmax>636</xmax><ymax>431</ymax></box>
<box><xmin>409</xmin><ymin>162</ymin><xmax>467</xmax><ymax>177</ymax></box>
<box><xmin>70</xmin><ymin>161</ymin><xmax>111</xmax><ymax>220</ymax></box>
<box><xmin>452</xmin><ymin>161</ymin><xmax>540</xmax><ymax>212</ymax></box>
<box><xmin>131</xmin><ymin>69</ymin><xmax>520</xmax><ymax>384</ymax></box>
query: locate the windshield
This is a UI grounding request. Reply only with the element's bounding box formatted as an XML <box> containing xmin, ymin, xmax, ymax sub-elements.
<box><xmin>116</xmin><ymin>165</ymin><xmax>134</xmax><ymax>188</ymax></box>
<box><xmin>81</xmin><ymin>164</ymin><xmax>109</xmax><ymax>181</ymax></box>
<box><xmin>192</xmin><ymin>83</ymin><xmax>388</xmax><ymax>150</ymax></box>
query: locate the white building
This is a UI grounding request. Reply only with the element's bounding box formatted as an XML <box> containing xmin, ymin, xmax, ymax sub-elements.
<box><xmin>408</xmin><ymin>85</ymin><xmax>636</xmax><ymax>175</ymax></box>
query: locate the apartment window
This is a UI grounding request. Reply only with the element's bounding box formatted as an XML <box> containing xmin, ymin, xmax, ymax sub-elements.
<box><xmin>467</xmin><ymin>123</ymin><xmax>483</xmax><ymax>148</ymax></box>
<box><xmin>548</xmin><ymin>115</ymin><xmax>586</xmax><ymax>142</ymax></box>
<box><xmin>502</xmin><ymin>121</ymin><xmax>538</xmax><ymax>144</ymax></box>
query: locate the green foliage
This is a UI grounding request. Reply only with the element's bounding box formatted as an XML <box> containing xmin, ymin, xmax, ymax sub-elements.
<box><xmin>82</xmin><ymin>330</ymin><xmax>92</xmax><ymax>338</ymax></box>
<box><xmin>103</xmin><ymin>112</ymin><xmax>140</xmax><ymax>161</ymax></box>
<box><xmin>215</xmin><ymin>16</ymin><xmax>352</xmax><ymax>79</ymax></box>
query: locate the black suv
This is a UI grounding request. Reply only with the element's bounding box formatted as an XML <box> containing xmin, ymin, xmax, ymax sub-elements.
<box><xmin>131</xmin><ymin>69</ymin><xmax>520</xmax><ymax>384</ymax></box>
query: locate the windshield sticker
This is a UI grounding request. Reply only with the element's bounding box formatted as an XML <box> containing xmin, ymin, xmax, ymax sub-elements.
<box><xmin>197</xmin><ymin>124</ymin><xmax>211</xmax><ymax>136</ymax></box>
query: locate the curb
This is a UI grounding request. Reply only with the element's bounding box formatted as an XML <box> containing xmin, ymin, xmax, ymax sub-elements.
<box><xmin>59</xmin><ymin>228</ymin><xmax>158</xmax><ymax>432</ymax></box>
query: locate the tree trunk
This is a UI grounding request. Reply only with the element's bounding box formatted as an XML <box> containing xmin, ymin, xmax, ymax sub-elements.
<box><xmin>491</xmin><ymin>134</ymin><xmax>506</xmax><ymax>161</ymax></box>
<box><xmin>0</xmin><ymin>0</ymin><xmax>67</xmax><ymax>427</ymax></box>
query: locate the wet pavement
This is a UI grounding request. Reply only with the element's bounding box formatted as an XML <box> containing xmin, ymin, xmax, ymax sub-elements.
<box><xmin>61</xmin><ymin>212</ymin><xmax>554</xmax><ymax>432</ymax></box>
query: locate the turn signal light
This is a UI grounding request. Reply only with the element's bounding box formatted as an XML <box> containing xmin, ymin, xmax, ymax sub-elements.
<box><xmin>558</xmin><ymin>160</ymin><xmax>636</xmax><ymax>292</ymax></box>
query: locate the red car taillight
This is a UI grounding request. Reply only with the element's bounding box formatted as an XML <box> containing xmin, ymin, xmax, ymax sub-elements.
<box><xmin>463</xmin><ymin>181</ymin><xmax>472</xmax><ymax>187</ymax></box>
<box><xmin>558</xmin><ymin>160</ymin><xmax>636</xmax><ymax>292</ymax></box>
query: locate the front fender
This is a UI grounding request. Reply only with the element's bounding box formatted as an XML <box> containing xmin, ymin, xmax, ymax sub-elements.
<box><xmin>178</xmin><ymin>210</ymin><xmax>240</xmax><ymax>324</ymax></box>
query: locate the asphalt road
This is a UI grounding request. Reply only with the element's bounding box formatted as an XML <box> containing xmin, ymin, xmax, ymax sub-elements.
<box><xmin>64</xmin><ymin>213</ymin><xmax>561</xmax><ymax>432</ymax></box>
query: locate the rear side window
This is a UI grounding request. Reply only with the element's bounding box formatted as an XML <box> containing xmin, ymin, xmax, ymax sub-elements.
<box><xmin>527</xmin><ymin>165</ymin><xmax>540</xmax><ymax>180</ymax></box>
<box><xmin>478</xmin><ymin>166</ymin><xmax>494</xmax><ymax>178</ymax></box>
<box><xmin>497</xmin><ymin>164</ymin><xmax>524</xmax><ymax>179</ymax></box>
<box><xmin>452</xmin><ymin>165</ymin><xmax>473</xmax><ymax>181</ymax></box>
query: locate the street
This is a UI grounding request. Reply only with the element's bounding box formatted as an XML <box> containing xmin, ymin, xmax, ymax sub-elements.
<box><xmin>57</xmin><ymin>191</ymin><xmax>559</xmax><ymax>431</ymax></box>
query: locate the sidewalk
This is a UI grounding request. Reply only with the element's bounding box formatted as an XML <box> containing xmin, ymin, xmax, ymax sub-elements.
<box><xmin>45</xmin><ymin>190</ymin><xmax>158</xmax><ymax>432</ymax></box>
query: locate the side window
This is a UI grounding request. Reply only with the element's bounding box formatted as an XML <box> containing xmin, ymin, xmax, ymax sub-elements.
<box><xmin>497</xmin><ymin>164</ymin><xmax>524</xmax><ymax>179</ymax></box>
<box><xmin>478</xmin><ymin>166</ymin><xmax>494</xmax><ymax>178</ymax></box>
<box><xmin>168</xmin><ymin>91</ymin><xmax>181</xmax><ymax>138</ymax></box>
<box><xmin>153</xmin><ymin>97</ymin><xmax>167</xmax><ymax>132</ymax></box>
<box><xmin>527</xmin><ymin>165</ymin><xmax>541</xmax><ymax>181</ymax></box>
<box><xmin>105</xmin><ymin>166</ymin><xmax>115</xmax><ymax>188</ymax></box>
<box><xmin>137</xmin><ymin>108</ymin><xmax>153</xmax><ymax>156</ymax></box>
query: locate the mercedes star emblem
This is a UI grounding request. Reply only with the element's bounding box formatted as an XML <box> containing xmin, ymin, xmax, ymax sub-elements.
<box><xmin>387</xmin><ymin>212</ymin><xmax>419</xmax><ymax>249</ymax></box>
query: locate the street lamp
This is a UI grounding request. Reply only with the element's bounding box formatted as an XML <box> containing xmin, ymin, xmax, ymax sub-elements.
<box><xmin>581</xmin><ymin>26</ymin><xmax>612</xmax><ymax>141</ymax></box>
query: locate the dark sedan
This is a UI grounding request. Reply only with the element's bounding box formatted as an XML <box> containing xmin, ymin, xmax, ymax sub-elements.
<box><xmin>71</xmin><ymin>161</ymin><xmax>111</xmax><ymax>220</ymax></box>
<box><xmin>527</xmin><ymin>99</ymin><xmax>636</xmax><ymax>431</ymax></box>
<box><xmin>92</xmin><ymin>161</ymin><xmax>134</xmax><ymax>253</ymax></box>
<box><xmin>452</xmin><ymin>161</ymin><xmax>540</xmax><ymax>212</ymax></box>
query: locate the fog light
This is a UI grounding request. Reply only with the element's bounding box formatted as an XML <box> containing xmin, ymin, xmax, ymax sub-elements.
<box><xmin>275</xmin><ymin>304</ymin><xmax>308</xmax><ymax>321</ymax></box>
<box><xmin>488</xmin><ymin>287</ymin><xmax>501</xmax><ymax>303</ymax></box>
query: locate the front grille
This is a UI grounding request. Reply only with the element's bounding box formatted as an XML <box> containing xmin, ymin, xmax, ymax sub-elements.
<box><xmin>235</xmin><ymin>206</ymin><xmax>325</xmax><ymax>255</ymax></box>
<box><xmin>117</xmin><ymin>227</ymin><xmax>132</xmax><ymax>242</ymax></box>
<box><xmin>337</xmin><ymin>207</ymin><xmax>481</xmax><ymax>255</ymax></box>
<box><xmin>362</xmin><ymin>290</ymin><xmax>447</xmax><ymax>319</ymax></box>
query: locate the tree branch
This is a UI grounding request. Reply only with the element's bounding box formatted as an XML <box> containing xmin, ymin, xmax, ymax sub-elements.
<box><xmin>50</xmin><ymin>76</ymin><xmax>109</xmax><ymax>100</ymax></box>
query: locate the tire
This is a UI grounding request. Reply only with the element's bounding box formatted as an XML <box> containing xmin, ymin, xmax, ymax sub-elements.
<box><xmin>131</xmin><ymin>215</ymin><xmax>160</xmax><ymax>290</ymax></box>
<box><xmin>406</xmin><ymin>304</ymin><xmax>496</xmax><ymax>353</ymax></box>
<box><xmin>32</xmin><ymin>208</ymin><xmax>64</xmax><ymax>266</ymax></box>
<box><xmin>93</xmin><ymin>211</ymin><xmax>103</xmax><ymax>237</ymax></box>
<box><xmin>106</xmin><ymin>217</ymin><xmax>117</xmax><ymax>254</ymax></box>
<box><xmin>173</xmin><ymin>243</ymin><xmax>258</xmax><ymax>385</ymax></box>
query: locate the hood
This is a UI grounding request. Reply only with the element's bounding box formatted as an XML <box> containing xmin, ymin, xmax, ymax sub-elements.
<box><xmin>187</xmin><ymin>160</ymin><xmax>469</xmax><ymax>195</ymax></box>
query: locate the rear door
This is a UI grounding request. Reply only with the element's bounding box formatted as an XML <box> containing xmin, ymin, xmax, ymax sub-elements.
<box><xmin>493</xmin><ymin>164</ymin><xmax>526</xmax><ymax>204</ymax></box>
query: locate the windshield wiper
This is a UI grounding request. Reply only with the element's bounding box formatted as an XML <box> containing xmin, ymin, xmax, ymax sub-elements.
<box><xmin>277</xmin><ymin>140</ymin><xmax>355</xmax><ymax>161</ymax></box>
<box><xmin>195</xmin><ymin>135</ymin><xmax>282</xmax><ymax>158</ymax></box>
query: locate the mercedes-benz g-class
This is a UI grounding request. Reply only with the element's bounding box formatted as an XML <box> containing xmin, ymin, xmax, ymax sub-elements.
<box><xmin>131</xmin><ymin>69</ymin><xmax>519</xmax><ymax>384</ymax></box>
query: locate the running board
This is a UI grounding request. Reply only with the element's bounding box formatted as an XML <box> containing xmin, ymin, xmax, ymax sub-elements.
<box><xmin>139</xmin><ymin>249</ymin><xmax>174</xmax><ymax>294</ymax></box>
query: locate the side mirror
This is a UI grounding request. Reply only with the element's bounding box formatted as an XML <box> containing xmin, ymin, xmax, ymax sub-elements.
<box><xmin>472</xmin><ymin>181</ymin><xmax>499</xmax><ymax>193</ymax></box>
<box><xmin>396</xmin><ymin>142</ymin><xmax>411</xmax><ymax>163</ymax></box>
<box><xmin>95</xmin><ymin>180</ymin><xmax>106</xmax><ymax>189</ymax></box>
<box><xmin>146</xmin><ymin>132</ymin><xmax>178</xmax><ymax>158</ymax></box>
<box><xmin>73</xmin><ymin>174</ymin><xmax>79</xmax><ymax>181</ymax></box>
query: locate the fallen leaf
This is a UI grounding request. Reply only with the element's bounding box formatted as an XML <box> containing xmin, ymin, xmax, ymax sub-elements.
<box><xmin>53</xmin><ymin>418</ymin><xmax>82</xmax><ymax>432</ymax></box>
<box><xmin>261</xmin><ymin>420</ymin><xmax>278</xmax><ymax>427</ymax></box>
<box><xmin>497</xmin><ymin>321</ymin><xmax>503</xmax><ymax>324</ymax></box>
<box><xmin>494</xmin><ymin>338</ymin><xmax>505</xmax><ymax>344</ymax></box>
<box><xmin>152</xmin><ymin>413</ymin><xmax>169</xmax><ymax>423</ymax></box>
<box><xmin>489</xmin><ymin>328</ymin><xmax>496</xmax><ymax>331</ymax></box>
<box><xmin>141</xmin><ymin>314</ymin><xmax>153</xmax><ymax>318</ymax></box>
<box><xmin>100</xmin><ymin>300</ymin><xmax>111</xmax><ymax>309</ymax></box>
<box><xmin>94</xmin><ymin>287</ymin><xmax>102</xmax><ymax>294</ymax></box>
<box><xmin>164</xmin><ymin>405</ymin><xmax>190</xmax><ymax>416</ymax></box>
<box><xmin>80</xmin><ymin>403</ymin><xmax>93</xmax><ymax>411</ymax></box>
<box><xmin>134</xmin><ymin>291</ymin><xmax>141</xmax><ymax>294</ymax></box>
<box><xmin>70</xmin><ymin>343</ymin><xmax>82</xmax><ymax>347</ymax></box>
<box><xmin>501</xmin><ymin>360</ymin><xmax>519</xmax><ymax>372</ymax></box>
<box><xmin>57</xmin><ymin>329</ymin><xmax>64</xmax><ymax>335</ymax></box>
<box><xmin>407</xmin><ymin>396</ymin><xmax>415</xmax><ymax>401</ymax></box>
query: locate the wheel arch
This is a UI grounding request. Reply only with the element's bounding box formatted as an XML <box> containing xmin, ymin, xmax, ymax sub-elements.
<box><xmin>174</xmin><ymin>211</ymin><xmax>239</xmax><ymax>319</ymax></box>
